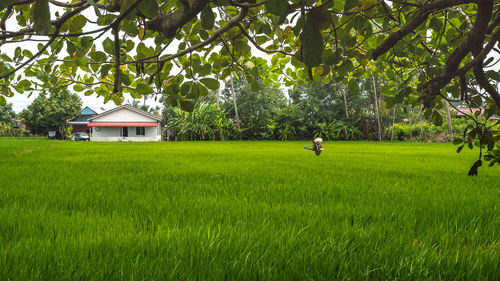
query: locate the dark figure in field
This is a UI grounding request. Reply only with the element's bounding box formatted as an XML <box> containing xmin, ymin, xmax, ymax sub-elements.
<box><xmin>305</xmin><ymin>137</ymin><xmax>324</xmax><ymax>156</ymax></box>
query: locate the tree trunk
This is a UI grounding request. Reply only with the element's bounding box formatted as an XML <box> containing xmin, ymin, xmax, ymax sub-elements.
<box><xmin>417</xmin><ymin>107</ymin><xmax>424</xmax><ymax>142</ymax></box>
<box><xmin>391</xmin><ymin>106</ymin><xmax>396</xmax><ymax>141</ymax></box>
<box><xmin>445</xmin><ymin>101</ymin><xmax>454</xmax><ymax>140</ymax></box>
<box><xmin>410</xmin><ymin>110</ymin><xmax>413</xmax><ymax>141</ymax></box>
<box><xmin>372</xmin><ymin>76</ymin><xmax>382</xmax><ymax>141</ymax></box>
<box><xmin>341</xmin><ymin>86</ymin><xmax>349</xmax><ymax>118</ymax></box>
<box><xmin>230</xmin><ymin>77</ymin><xmax>241</xmax><ymax>139</ymax></box>
<box><xmin>216</xmin><ymin>89</ymin><xmax>220</xmax><ymax>110</ymax></box>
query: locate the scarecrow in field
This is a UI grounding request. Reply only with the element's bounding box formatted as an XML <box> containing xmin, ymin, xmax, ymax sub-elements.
<box><xmin>305</xmin><ymin>137</ymin><xmax>325</xmax><ymax>156</ymax></box>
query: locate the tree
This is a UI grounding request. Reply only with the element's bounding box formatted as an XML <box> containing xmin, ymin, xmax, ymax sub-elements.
<box><xmin>20</xmin><ymin>90</ymin><xmax>81</xmax><ymax>137</ymax></box>
<box><xmin>220</xmin><ymin>75</ymin><xmax>287</xmax><ymax>139</ymax></box>
<box><xmin>0</xmin><ymin>103</ymin><xmax>22</xmax><ymax>136</ymax></box>
<box><xmin>1</xmin><ymin>0</ymin><xmax>499</xmax><ymax>173</ymax></box>
<box><xmin>0</xmin><ymin>103</ymin><xmax>17</xmax><ymax>127</ymax></box>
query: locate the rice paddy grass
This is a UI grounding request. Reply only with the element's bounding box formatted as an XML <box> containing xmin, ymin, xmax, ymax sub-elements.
<box><xmin>0</xmin><ymin>138</ymin><xmax>499</xmax><ymax>280</ymax></box>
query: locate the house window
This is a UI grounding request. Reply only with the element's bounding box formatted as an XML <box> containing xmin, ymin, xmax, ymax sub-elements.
<box><xmin>136</xmin><ymin>127</ymin><xmax>145</xmax><ymax>136</ymax></box>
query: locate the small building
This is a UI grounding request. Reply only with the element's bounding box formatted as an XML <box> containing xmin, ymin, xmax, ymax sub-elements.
<box><xmin>88</xmin><ymin>105</ymin><xmax>162</xmax><ymax>142</ymax></box>
<box><xmin>67</xmin><ymin>106</ymin><xmax>100</xmax><ymax>134</ymax></box>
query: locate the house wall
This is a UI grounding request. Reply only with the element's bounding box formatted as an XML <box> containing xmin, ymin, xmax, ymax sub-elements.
<box><xmin>93</xmin><ymin>127</ymin><xmax>121</xmax><ymax>137</ymax></box>
<box><xmin>90</xmin><ymin>123</ymin><xmax>161</xmax><ymax>142</ymax></box>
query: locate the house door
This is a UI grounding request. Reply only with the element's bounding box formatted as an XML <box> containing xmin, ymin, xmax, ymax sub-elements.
<box><xmin>121</xmin><ymin>127</ymin><xmax>128</xmax><ymax>137</ymax></box>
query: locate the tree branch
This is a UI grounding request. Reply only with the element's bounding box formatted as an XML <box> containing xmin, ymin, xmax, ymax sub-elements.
<box><xmin>157</xmin><ymin>6</ymin><xmax>249</xmax><ymax>64</ymax></box>
<box><xmin>112</xmin><ymin>25</ymin><xmax>120</xmax><ymax>94</ymax></box>
<box><xmin>147</xmin><ymin>0</ymin><xmax>211</xmax><ymax>38</ymax></box>
<box><xmin>0</xmin><ymin>4</ymin><xmax>90</xmax><ymax>80</ymax></box>
<box><xmin>428</xmin><ymin>0</ymin><xmax>493</xmax><ymax>96</ymax></box>
<box><xmin>237</xmin><ymin>24</ymin><xmax>294</xmax><ymax>56</ymax></box>
<box><xmin>373</xmin><ymin>0</ymin><xmax>475</xmax><ymax>60</ymax></box>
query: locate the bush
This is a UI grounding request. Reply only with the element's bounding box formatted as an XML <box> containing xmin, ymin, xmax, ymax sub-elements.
<box><xmin>0</xmin><ymin>125</ymin><xmax>23</xmax><ymax>137</ymax></box>
<box><xmin>168</xmin><ymin>102</ymin><xmax>236</xmax><ymax>141</ymax></box>
<box><xmin>388</xmin><ymin>118</ymin><xmax>476</xmax><ymax>142</ymax></box>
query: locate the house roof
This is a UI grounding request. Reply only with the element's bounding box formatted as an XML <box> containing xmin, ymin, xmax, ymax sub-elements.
<box><xmin>88</xmin><ymin>104</ymin><xmax>163</xmax><ymax>122</ymax></box>
<box><xmin>80</xmin><ymin>106</ymin><xmax>98</xmax><ymax>115</ymax></box>
<box><xmin>70</xmin><ymin>115</ymin><xmax>94</xmax><ymax>122</ymax></box>
<box><xmin>452</xmin><ymin>108</ymin><xmax>499</xmax><ymax>120</ymax></box>
<box><xmin>68</xmin><ymin>114</ymin><xmax>95</xmax><ymax>124</ymax></box>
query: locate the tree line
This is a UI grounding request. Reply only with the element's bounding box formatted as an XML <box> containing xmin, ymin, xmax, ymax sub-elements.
<box><xmin>163</xmin><ymin>75</ymin><xmax>478</xmax><ymax>143</ymax></box>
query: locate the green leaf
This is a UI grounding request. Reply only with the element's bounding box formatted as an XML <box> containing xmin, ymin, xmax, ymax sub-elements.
<box><xmin>33</xmin><ymin>0</ymin><xmax>51</xmax><ymax>34</ymax></box>
<box><xmin>73</xmin><ymin>84</ymin><xmax>86</xmax><ymax>92</ymax></box>
<box><xmin>343</xmin><ymin>0</ymin><xmax>360</xmax><ymax>12</ymax></box>
<box><xmin>120</xmin><ymin>0</ymin><xmax>135</xmax><ymax>15</ymax></box>
<box><xmin>69</xmin><ymin>15</ymin><xmax>87</xmax><ymax>32</ymax></box>
<box><xmin>130</xmin><ymin>91</ymin><xmax>142</xmax><ymax>99</ymax></box>
<box><xmin>137</xmin><ymin>43</ymin><xmax>155</xmax><ymax>59</ymax></box>
<box><xmin>100</xmin><ymin>64</ymin><xmax>112</xmax><ymax>78</ymax></box>
<box><xmin>198</xmin><ymin>83</ymin><xmax>209</xmax><ymax>96</ymax></box>
<box><xmin>166</xmin><ymin>95</ymin><xmax>178</xmax><ymax>106</ymax></box>
<box><xmin>432</xmin><ymin>111</ymin><xmax>443</xmax><ymax>126</ymax></box>
<box><xmin>301</xmin><ymin>18</ymin><xmax>323</xmax><ymax>68</ymax></box>
<box><xmin>456</xmin><ymin>143</ymin><xmax>464</xmax><ymax>153</ymax></box>
<box><xmin>468</xmin><ymin>159</ymin><xmax>482</xmax><ymax>176</ymax></box>
<box><xmin>124</xmin><ymin>21</ymin><xmax>139</xmax><ymax>37</ymax></box>
<box><xmin>201</xmin><ymin>6</ymin><xmax>215</xmax><ymax>30</ymax></box>
<box><xmin>309</xmin><ymin>8</ymin><xmax>331</xmax><ymax>30</ymax></box>
<box><xmin>186</xmin><ymin>83</ymin><xmax>200</xmax><ymax>99</ymax></box>
<box><xmin>179</xmin><ymin>99</ymin><xmax>195</xmax><ymax>112</ymax></box>
<box><xmin>200</xmin><ymin>78</ymin><xmax>220</xmax><ymax>90</ymax></box>
<box><xmin>265</xmin><ymin>0</ymin><xmax>288</xmax><ymax>16</ymax></box>
<box><xmin>90</xmin><ymin>51</ymin><xmax>107</xmax><ymax>62</ymax></box>
<box><xmin>136</xmin><ymin>82</ymin><xmax>153</xmax><ymax>95</ymax></box>
<box><xmin>18</xmin><ymin>80</ymin><xmax>31</xmax><ymax>89</ymax></box>
<box><xmin>0</xmin><ymin>0</ymin><xmax>17</xmax><ymax>11</ymax></box>
<box><xmin>0</xmin><ymin>95</ymin><xmax>5</xmax><ymax>106</ymax></box>
<box><xmin>138</xmin><ymin>0</ymin><xmax>158</xmax><ymax>19</ymax></box>
<box><xmin>103</xmin><ymin>38</ymin><xmax>115</xmax><ymax>55</ymax></box>
<box><xmin>452</xmin><ymin>137</ymin><xmax>463</xmax><ymax>145</ymax></box>
<box><xmin>180</xmin><ymin>82</ymin><xmax>191</xmax><ymax>96</ymax></box>
<box><xmin>22</xmin><ymin>50</ymin><xmax>33</xmax><ymax>58</ymax></box>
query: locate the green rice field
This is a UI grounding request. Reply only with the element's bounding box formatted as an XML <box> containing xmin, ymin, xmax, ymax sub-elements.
<box><xmin>0</xmin><ymin>138</ymin><xmax>499</xmax><ymax>280</ymax></box>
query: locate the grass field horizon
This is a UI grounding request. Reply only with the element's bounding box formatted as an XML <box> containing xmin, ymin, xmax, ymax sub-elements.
<box><xmin>0</xmin><ymin>138</ymin><xmax>499</xmax><ymax>280</ymax></box>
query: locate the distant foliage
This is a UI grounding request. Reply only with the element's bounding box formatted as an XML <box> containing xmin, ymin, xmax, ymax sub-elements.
<box><xmin>20</xmin><ymin>90</ymin><xmax>81</xmax><ymax>137</ymax></box>
<box><xmin>0</xmin><ymin>103</ymin><xmax>22</xmax><ymax>137</ymax></box>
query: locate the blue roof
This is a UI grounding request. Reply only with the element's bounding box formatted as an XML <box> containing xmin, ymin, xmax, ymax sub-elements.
<box><xmin>81</xmin><ymin>106</ymin><xmax>97</xmax><ymax>115</ymax></box>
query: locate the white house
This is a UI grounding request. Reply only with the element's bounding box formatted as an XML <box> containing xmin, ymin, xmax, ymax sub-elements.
<box><xmin>88</xmin><ymin>105</ymin><xmax>162</xmax><ymax>142</ymax></box>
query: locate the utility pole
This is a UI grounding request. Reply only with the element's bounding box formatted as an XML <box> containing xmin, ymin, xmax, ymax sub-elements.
<box><xmin>372</xmin><ymin>76</ymin><xmax>382</xmax><ymax>141</ymax></box>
